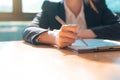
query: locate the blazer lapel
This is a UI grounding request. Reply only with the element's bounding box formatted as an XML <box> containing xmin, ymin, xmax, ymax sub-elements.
<box><xmin>51</xmin><ymin>2</ymin><xmax>65</xmax><ymax>30</ymax></box>
<box><xmin>56</xmin><ymin>1</ymin><xmax>101</xmax><ymax>29</ymax></box>
<box><xmin>83</xmin><ymin>0</ymin><xmax>101</xmax><ymax>28</ymax></box>
<box><xmin>57</xmin><ymin>2</ymin><xmax>66</xmax><ymax>23</ymax></box>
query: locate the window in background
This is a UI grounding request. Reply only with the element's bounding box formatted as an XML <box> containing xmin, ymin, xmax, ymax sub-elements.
<box><xmin>0</xmin><ymin>0</ymin><xmax>13</xmax><ymax>12</ymax></box>
<box><xmin>0</xmin><ymin>0</ymin><xmax>119</xmax><ymax>21</ymax></box>
<box><xmin>22</xmin><ymin>0</ymin><xmax>62</xmax><ymax>13</ymax></box>
<box><xmin>106</xmin><ymin>0</ymin><xmax>120</xmax><ymax>12</ymax></box>
<box><xmin>49</xmin><ymin>0</ymin><xmax>62</xmax><ymax>2</ymax></box>
<box><xmin>22</xmin><ymin>0</ymin><xmax>44</xmax><ymax>13</ymax></box>
<box><xmin>22</xmin><ymin>0</ymin><xmax>120</xmax><ymax>13</ymax></box>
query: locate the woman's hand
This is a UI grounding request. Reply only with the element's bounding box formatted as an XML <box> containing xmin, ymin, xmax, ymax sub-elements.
<box><xmin>37</xmin><ymin>24</ymin><xmax>79</xmax><ymax>48</ymax></box>
<box><xmin>54</xmin><ymin>24</ymin><xmax>79</xmax><ymax>48</ymax></box>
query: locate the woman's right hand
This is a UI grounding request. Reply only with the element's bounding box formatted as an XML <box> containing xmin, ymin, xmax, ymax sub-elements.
<box><xmin>37</xmin><ymin>24</ymin><xmax>79</xmax><ymax>48</ymax></box>
<box><xmin>54</xmin><ymin>24</ymin><xmax>79</xmax><ymax>48</ymax></box>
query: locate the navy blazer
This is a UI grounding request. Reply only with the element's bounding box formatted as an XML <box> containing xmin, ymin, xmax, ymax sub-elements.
<box><xmin>23</xmin><ymin>0</ymin><xmax>120</xmax><ymax>45</ymax></box>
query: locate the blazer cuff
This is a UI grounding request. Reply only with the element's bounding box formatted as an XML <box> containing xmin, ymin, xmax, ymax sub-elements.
<box><xmin>23</xmin><ymin>27</ymin><xmax>48</xmax><ymax>45</ymax></box>
<box><xmin>33</xmin><ymin>30</ymin><xmax>48</xmax><ymax>45</ymax></box>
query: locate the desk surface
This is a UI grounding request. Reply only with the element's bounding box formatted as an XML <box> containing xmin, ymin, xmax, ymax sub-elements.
<box><xmin>0</xmin><ymin>41</ymin><xmax>120</xmax><ymax>80</ymax></box>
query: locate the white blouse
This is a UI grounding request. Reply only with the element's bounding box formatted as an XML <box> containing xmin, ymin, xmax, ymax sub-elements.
<box><xmin>64</xmin><ymin>1</ymin><xmax>87</xmax><ymax>30</ymax></box>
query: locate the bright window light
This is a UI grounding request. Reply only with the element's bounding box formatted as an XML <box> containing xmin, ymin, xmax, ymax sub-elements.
<box><xmin>0</xmin><ymin>0</ymin><xmax>12</xmax><ymax>12</ymax></box>
<box><xmin>22</xmin><ymin>0</ymin><xmax>44</xmax><ymax>13</ymax></box>
<box><xmin>22</xmin><ymin>0</ymin><xmax>62</xmax><ymax>13</ymax></box>
<box><xmin>106</xmin><ymin>0</ymin><xmax>120</xmax><ymax>12</ymax></box>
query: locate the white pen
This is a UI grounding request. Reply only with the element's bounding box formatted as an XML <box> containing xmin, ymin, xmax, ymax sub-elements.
<box><xmin>55</xmin><ymin>15</ymin><xmax>88</xmax><ymax>46</ymax></box>
<box><xmin>55</xmin><ymin>16</ymin><xmax>66</xmax><ymax>25</ymax></box>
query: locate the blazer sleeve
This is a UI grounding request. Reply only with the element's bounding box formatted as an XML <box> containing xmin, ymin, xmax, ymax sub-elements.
<box><xmin>91</xmin><ymin>0</ymin><xmax>120</xmax><ymax>40</ymax></box>
<box><xmin>23</xmin><ymin>1</ymin><xmax>52</xmax><ymax>45</ymax></box>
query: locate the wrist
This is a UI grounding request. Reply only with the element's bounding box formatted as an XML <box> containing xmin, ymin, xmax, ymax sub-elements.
<box><xmin>48</xmin><ymin>30</ymin><xmax>58</xmax><ymax>45</ymax></box>
<box><xmin>36</xmin><ymin>31</ymin><xmax>56</xmax><ymax>45</ymax></box>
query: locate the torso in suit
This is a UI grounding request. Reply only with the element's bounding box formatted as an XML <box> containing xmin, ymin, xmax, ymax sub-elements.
<box><xmin>23</xmin><ymin>0</ymin><xmax>120</xmax><ymax>44</ymax></box>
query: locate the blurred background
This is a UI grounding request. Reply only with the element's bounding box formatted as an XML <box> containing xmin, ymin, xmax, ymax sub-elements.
<box><xmin>0</xmin><ymin>0</ymin><xmax>120</xmax><ymax>41</ymax></box>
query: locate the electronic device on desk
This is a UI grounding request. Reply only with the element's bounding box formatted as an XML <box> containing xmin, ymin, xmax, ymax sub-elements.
<box><xmin>68</xmin><ymin>39</ymin><xmax>120</xmax><ymax>53</ymax></box>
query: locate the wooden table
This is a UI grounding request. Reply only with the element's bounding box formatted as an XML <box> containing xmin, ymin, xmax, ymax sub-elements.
<box><xmin>0</xmin><ymin>41</ymin><xmax>120</xmax><ymax>80</ymax></box>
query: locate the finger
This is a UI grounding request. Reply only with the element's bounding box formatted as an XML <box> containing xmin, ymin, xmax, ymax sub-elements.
<box><xmin>61</xmin><ymin>25</ymin><xmax>79</xmax><ymax>33</ymax></box>
<box><xmin>58</xmin><ymin>42</ymin><xmax>70</xmax><ymax>48</ymax></box>
<box><xmin>59</xmin><ymin>37</ymin><xmax>76</xmax><ymax>45</ymax></box>
<box><xmin>59</xmin><ymin>31</ymin><xmax>78</xmax><ymax>40</ymax></box>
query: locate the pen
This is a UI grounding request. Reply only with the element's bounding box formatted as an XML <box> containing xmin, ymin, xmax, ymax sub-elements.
<box><xmin>55</xmin><ymin>16</ymin><xmax>66</xmax><ymax>25</ymax></box>
<box><xmin>79</xmin><ymin>37</ymin><xmax>88</xmax><ymax>46</ymax></box>
<box><xmin>55</xmin><ymin>15</ymin><xmax>88</xmax><ymax>46</ymax></box>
